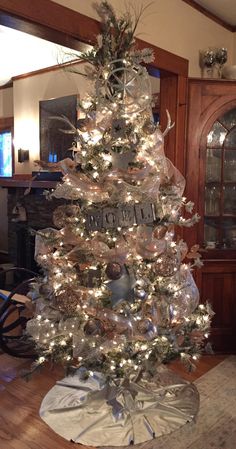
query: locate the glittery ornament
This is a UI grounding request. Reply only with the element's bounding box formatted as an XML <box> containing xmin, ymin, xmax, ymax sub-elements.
<box><xmin>84</xmin><ymin>318</ymin><xmax>105</xmax><ymax>336</ymax></box>
<box><xmin>105</xmin><ymin>262</ymin><xmax>123</xmax><ymax>280</ymax></box>
<box><xmin>136</xmin><ymin>318</ymin><xmax>156</xmax><ymax>340</ymax></box>
<box><xmin>137</xmin><ymin>318</ymin><xmax>153</xmax><ymax>334</ymax></box>
<box><xmin>54</xmin><ymin>287</ymin><xmax>82</xmax><ymax>315</ymax></box>
<box><xmin>53</xmin><ymin>205</ymin><xmax>80</xmax><ymax>229</ymax></box>
<box><xmin>153</xmin><ymin>253</ymin><xmax>179</xmax><ymax>277</ymax></box>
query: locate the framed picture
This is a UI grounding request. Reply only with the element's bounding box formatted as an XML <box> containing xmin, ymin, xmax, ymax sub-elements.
<box><xmin>39</xmin><ymin>94</ymin><xmax>78</xmax><ymax>163</ymax></box>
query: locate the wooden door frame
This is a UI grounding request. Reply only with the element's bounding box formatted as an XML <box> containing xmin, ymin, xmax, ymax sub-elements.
<box><xmin>0</xmin><ymin>0</ymin><xmax>189</xmax><ymax>173</ymax></box>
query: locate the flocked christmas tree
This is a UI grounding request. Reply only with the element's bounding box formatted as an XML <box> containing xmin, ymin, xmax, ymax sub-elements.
<box><xmin>26</xmin><ymin>2</ymin><xmax>213</xmax><ymax>444</ymax></box>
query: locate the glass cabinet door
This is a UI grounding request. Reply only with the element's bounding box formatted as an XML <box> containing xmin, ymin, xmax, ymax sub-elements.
<box><xmin>204</xmin><ymin>108</ymin><xmax>236</xmax><ymax>249</ymax></box>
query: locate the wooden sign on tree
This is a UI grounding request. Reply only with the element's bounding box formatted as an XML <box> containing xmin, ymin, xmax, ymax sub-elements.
<box><xmin>85</xmin><ymin>202</ymin><xmax>157</xmax><ymax>231</ymax></box>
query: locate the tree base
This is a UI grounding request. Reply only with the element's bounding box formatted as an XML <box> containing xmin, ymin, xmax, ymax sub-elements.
<box><xmin>40</xmin><ymin>366</ymin><xmax>199</xmax><ymax>446</ymax></box>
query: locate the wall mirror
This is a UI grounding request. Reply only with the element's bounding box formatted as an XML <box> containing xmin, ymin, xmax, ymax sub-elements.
<box><xmin>40</xmin><ymin>94</ymin><xmax>78</xmax><ymax>164</ymax></box>
<box><xmin>39</xmin><ymin>81</ymin><xmax>159</xmax><ymax>166</ymax></box>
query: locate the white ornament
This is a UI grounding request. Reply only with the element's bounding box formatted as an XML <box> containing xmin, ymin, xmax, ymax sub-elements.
<box><xmin>97</xmin><ymin>59</ymin><xmax>152</xmax><ymax>113</ymax></box>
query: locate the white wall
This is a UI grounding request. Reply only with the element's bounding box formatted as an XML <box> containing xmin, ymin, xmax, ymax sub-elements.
<box><xmin>0</xmin><ymin>87</ymin><xmax>13</xmax><ymax>118</ymax></box>
<box><xmin>13</xmin><ymin>65</ymin><xmax>91</xmax><ymax>173</ymax></box>
<box><xmin>54</xmin><ymin>0</ymin><xmax>234</xmax><ymax>77</ymax></box>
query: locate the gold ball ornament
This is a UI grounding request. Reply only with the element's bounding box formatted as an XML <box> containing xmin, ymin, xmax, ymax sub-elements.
<box><xmin>105</xmin><ymin>262</ymin><xmax>123</xmax><ymax>280</ymax></box>
<box><xmin>136</xmin><ymin>318</ymin><xmax>157</xmax><ymax>340</ymax></box>
<box><xmin>54</xmin><ymin>287</ymin><xmax>83</xmax><ymax>315</ymax></box>
<box><xmin>153</xmin><ymin>253</ymin><xmax>179</xmax><ymax>277</ymax></box>
<box><xmin>53</xmin><ymin>205</ymin><xmax>80</xmax><ymax>229</ymax></box>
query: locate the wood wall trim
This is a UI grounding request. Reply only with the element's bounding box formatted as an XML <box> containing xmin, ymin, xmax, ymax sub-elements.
<box><xmin>0</xmin><ymin>81</ymin><xmax>13</xmax><ymax>90</ymax></box>
<box><xmin>0</xmin><ymin>178</ymin><xmax>57</xmax><ymax>189</ymax></box>
<box><xmin>136</xmin><ymin>40</ymin><xmax>188</xmax><ymax>77</ymax></box>
<box><xmin>0</xmin><ymin>0</ymin><xmax>98</xmax><ymax>50</ymax></box>
<box><xmin>159</xmin><ymin>73</ymin><xmax>188</xmax><ymax>177</ymax></box>
<box><xmin>189</xmin><ymin>77</ymin><xmax>236</xmax><ymax>83</ymax></box>
<box><xmin>182</xmin><ymin>0</ymin><xmax>236</xmax><ymax>32</ymax></box>
<box><xmin>0</xmin><ymin>0</ymin><xmax>100</xmax><ymax>43</ymax></box>
<box><xmin>12</xmin><ymin>59</ymin><xmax>84</xmax><ymax>81</ymax></box>
<box><xmin>0</xmin><ymin>0</ymin><xmax>188</xmax><ymax>76</ymax></box>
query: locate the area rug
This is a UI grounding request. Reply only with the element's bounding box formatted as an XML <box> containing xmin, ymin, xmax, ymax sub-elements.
<box><xmin>101</xmin><ymin>356</ymin><xmax>236</xmax><ymax>449</ymax></box>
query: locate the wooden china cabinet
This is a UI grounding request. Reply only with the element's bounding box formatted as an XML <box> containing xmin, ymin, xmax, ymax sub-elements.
<box><xmin>185</xmin><ymin>78</ymin><xmax>236</xmax><ymax>353</ymax></box>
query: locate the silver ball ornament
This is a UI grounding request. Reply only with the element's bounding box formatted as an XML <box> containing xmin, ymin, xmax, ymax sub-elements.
<box><xmin>134</xmin><ymin>287</ymin><xmax>147</xmax><ymax>300</ymax></box>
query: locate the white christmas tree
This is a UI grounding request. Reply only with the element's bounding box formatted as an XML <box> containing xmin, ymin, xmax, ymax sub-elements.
<box><xmin>26</xmin><ymin>2</ymin><xmax>213</xmax><ymax>445</ymax></box>
<box><xmin>27</xmin><ymin>0</ymin><xmax>212</xmax><ymax>380</ymax></box>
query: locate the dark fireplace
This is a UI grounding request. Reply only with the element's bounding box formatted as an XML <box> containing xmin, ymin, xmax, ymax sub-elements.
<box><xmin>14</xmin><ymin>224</ymin><xmax>41</xmax><ymax>274</ymax></box>
<box><xmin>6</xmin><ymin>187</ymin><xmax>66</xmax><ymax>285</ymax></box>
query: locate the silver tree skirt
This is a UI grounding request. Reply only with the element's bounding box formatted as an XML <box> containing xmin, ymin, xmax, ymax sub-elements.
<box><xmin>40</xmin><ymin>366</ymin><xmax>199</xmax><ymax>446</ymax></box>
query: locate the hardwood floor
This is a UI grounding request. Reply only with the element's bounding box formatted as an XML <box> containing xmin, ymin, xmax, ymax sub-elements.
<box><xmin>0</xmin><ymin>353</ymin><xmax>226</xmax><ymax>449</ymax></box>
<box><xmin>168</xmin><ymin>354</ymin><xmax>226</xmax><ymax>381</ymax></box>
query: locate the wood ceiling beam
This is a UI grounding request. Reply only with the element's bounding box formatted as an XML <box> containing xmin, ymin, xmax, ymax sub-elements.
<box><xmin>0</xmin><ymin>0</ymin><xmax>188</xmax><ymax>76</ymax></box>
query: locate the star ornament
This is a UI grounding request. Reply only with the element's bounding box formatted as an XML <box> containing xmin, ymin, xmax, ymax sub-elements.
<box><xmin>102</xmin><ymin>59</ymin><xmax>152</xmax><ymax>112</ymax></box>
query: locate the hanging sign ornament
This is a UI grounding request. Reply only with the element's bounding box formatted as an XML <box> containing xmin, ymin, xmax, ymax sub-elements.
<box><xmin>85</xmin><ymin>202</ymin><xmax>157</xmax><ymax>231</ymax></box>
<box><xmin>97</xmin><ymin>59</ymin><xmax>152</xmax><ymax>113</ymax></box>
